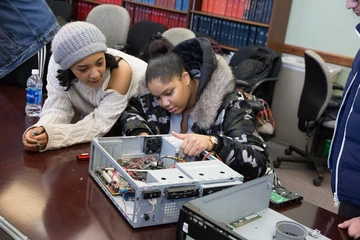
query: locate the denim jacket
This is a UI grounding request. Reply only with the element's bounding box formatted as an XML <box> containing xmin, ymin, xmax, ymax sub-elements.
<box><xmin>0</xmin><ymin>0</ymin><xmax>60</xmax><ymax>78</ymax></box>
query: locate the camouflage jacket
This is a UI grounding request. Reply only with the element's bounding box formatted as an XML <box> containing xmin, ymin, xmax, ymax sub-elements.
<box><xmin>116</xmin><ymin>38</ymin><xmax>270</xmax><ymax>180</ymax></box>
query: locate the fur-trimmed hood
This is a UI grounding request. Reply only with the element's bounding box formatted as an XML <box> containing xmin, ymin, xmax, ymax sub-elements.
<box><xmin>173</xmin><ymin>37</ymin><xmax>235</xmax><ymax>129</ymax></box>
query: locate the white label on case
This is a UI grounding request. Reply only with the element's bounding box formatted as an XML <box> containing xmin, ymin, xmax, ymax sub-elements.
<box><xmin>182</xmin><ymin>222</ymin><xmax>188</xmax><ymax>233</ymax></box>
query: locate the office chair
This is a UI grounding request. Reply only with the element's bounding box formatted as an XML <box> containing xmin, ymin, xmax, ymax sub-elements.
<box><xmin>86</xmin><ymin>4</ymin><xmax>130</xmax><ymax>50</ymax></box>
<box><xmin>126</xmin><ymin>20</ymin><xmax>167</xmax><ymax>57</ymax></box>
<box><xmin>162</xmin><ymin>27</ymin><xmax>196</xmax><ymax>46</ymax></box>
<box><xmin>229</xmin><ymin>46</ymin><xmax>282</xmax><ymax>107</ymax></box>
<box><xmin>229</xmin><ymin>46</ymin><xmax>281</xmax><ymax>141</ymax></box>
<box><xmin>50</xmin><ymin>1</ymin><xmax>73</xmax><ymax>26</ymax></box>
<box><xmin>273</xmin><ymin>50</ymin><xmax>338</xmax><ymax>186</ymax></box>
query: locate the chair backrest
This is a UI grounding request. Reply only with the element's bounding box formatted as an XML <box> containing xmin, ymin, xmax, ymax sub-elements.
<box><xmin>297</xmin><ymin>50</ymin><xmax>332</xmax><ymax>131</ymax></box>
<box><xmin>230</xmin><ymin>46</ymin><xmax>282</xmax><ymax>79</ymax></box>
<box><xmin>86</xmin><ymin>4</ymin><xmax>130</xmax><ymax>49</ymax></box>
<box><xmin>230</xmin><ymin>46</ymin><xmax>282</xmax><ymax>105</ymax></box>
<box><xmin>162</xmin><ymin>27</ymin><xmax>196</xmax><ymax>46</ymax></box>
<box><xmin>126</xmin><ymin>20</ymin><xmax>167</xmax><ymax>57</ymax></box>
<box><xmin>50</xmin><ymin>1</ymin><xmax>72</xmax><ymax>23</ymax></box>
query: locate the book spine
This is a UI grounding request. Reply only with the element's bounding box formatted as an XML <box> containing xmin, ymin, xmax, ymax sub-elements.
<box><xmin>231</xmin><ymin>0</ymin><xmax>239</xmax><ymax>18</ymax></box>
<box><xmin>201</xmin><ymin>0</ymin><xmax>209</xmax><ymax>12</ymax></box>
<box><xmin>237</xmin><ymin>0</ymin><xmax>246</xmax><ymax>19</ymax></box>
<box><xmin>224</xmin><ymin>0</ymin><xmax>233</xmax><ymax>17</ymax></box>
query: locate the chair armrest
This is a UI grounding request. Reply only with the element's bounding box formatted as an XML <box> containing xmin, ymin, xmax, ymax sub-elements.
<box><xmin>250</xmin><ymin>77</ymin><xmax>278</xmax><ymax>95</ymax></box>
<box><xmin>235</xmin><ymin>79</ymin><xmax>250</xmax><ymax>88</ymax></box>
<box><xmin>332</xmin><ymin>82</ymin><xmax>344</xmax><ymax>91</ymax></box>
<box><xmin>113</xmin><ymin>43</ymin><xmax>130</xmax><ymax>52</ymax></box>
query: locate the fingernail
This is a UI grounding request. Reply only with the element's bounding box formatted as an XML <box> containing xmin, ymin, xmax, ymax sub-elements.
<box><xmin>32</xmin><ymin>129</ymin><xmax>40</xmax><ymax>137</ymax></box>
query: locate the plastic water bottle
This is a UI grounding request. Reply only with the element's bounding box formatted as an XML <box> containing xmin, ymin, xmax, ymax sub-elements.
<box><xmin>25</xmin><ymin>69</ymin><xmax>43</xmax><ymax>117</ymax></box>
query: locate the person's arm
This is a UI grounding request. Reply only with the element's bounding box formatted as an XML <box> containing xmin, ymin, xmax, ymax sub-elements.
<box><xmin>36</xmin><ymin>57</ymin><xmax>75</xmax><ymax>125</ymax></box>
<box><xmin>106</xmin><ymin>57</ymin><xmax>131</xmax><ymax>95</ymax></box>
<box><xmin>212</xmin><ymin>99</ymin><xmax>269</xmax><ymax>180</ymax></box>
<box><xmin>23</xmin><ymin>57</ymin><xmax>74</xmax><ymax>151</ymax></box>
<box><xmin>114</xmin><ymin>97</ymin><xmax>154</xmax><ymax>136</ymax></box>
<box><xmin>171</xmin><ymin>96</ymin><xmax>269</xmax><ymax>180</ymax></box>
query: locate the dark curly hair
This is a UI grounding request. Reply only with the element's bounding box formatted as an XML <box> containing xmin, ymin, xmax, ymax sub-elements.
<box><xmin>56</xmin><ymin>53</ymin><xmax>120</xmax><ymax>91</ymax></box>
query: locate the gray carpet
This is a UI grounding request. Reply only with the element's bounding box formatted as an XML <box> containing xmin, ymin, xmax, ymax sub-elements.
<box><xmin>267</xmin><ymin>140</ymin><xmax>338</xmax><ymax>214</ymax></box>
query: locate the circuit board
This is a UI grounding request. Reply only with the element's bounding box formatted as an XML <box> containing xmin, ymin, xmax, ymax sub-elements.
<box><xmin>227</xmin><ymin>213</ymin><xmax>262</xmax><ymax>229</ymax></box>
<box><xmin>270</xmin><ymin>186</ymin><xmax>303</xmax><ymax>208</ymax></box>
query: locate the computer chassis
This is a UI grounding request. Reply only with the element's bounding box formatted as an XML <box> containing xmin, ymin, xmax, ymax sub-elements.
<box><xmin>176</xmin><ymin>174</ymin><xmax>329</xmax><ymax>240</ymax></box>
<box><xmin>89</xmin><ymin>135</ymin><xmax>244</xmax><ymax>228</ymax></box>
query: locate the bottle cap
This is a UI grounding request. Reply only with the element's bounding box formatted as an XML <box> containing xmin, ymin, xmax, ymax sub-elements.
<box><xmin>31</xmin><ymin>69</ymin><xmax>39</xmax><ymax>75</ymax></box>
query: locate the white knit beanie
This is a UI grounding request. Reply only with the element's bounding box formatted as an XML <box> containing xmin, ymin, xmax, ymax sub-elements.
<box><xmin>51</xmin><ymin>21</ymin><xmax>107</xmax><ymax>70</ymax></box>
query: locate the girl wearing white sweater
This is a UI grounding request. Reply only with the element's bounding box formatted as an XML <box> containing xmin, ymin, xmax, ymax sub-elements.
<box><xmin>22</xmin><ymin>22</ymin><xmax>147</xmax><ymax>152</ymax></box>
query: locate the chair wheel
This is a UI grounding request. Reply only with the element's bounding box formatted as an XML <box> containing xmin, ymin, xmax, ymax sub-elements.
<box><xmin>274</xmin><ymin>161</ymin><xmax>281</xmax><ymax>168</ymax></box>
<box><xmin>313</xmin><ymin>178</ymin><xmax>322</xmax><ymax>186</ymax></box>
<box><xmin>284</xmin><ymin>148</ymin><xmax>292</xmax><ymax>155</ymax></box>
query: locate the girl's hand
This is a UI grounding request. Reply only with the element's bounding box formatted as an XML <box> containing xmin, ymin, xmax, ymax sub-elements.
<box><xmin>23</xmin><ymin>127</ymin><xmax>48</xmax><ymax>152</ymax></box>
<box><xmin>172</xmin><ymin>131</ymin><xmax>212</xmax><ymax>156</ymax></box>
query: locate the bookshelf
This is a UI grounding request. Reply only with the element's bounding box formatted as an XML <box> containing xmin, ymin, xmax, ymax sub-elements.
<box><xmin>74</xmin><ymin>0</ymin><xmax>193</xmax><ymax>28</ymax></box>
<box><xmin>190</xmin><ymin>0</ymin><xmax>292</xmax><ymax>53</ymax></box>
<box><xmin>72</xmin><ymin>0</ymin><xmax>291</xmax><ymax>53</ymax></box>
<box><xmin>123</xmin><ymin>0</ymin><xmax>193</xmax><ymax>28</ymax></box>
<box><xmin>75</xmin><ymin>0</ymin><xmax>123</xmax><ymax>20</ymax></box>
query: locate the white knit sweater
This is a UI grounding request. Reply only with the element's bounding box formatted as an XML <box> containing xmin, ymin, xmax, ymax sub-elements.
<box><xmin>28</xmin><ymin>48</ymin><xmax>147</xmax><ymax>151</ymax></box>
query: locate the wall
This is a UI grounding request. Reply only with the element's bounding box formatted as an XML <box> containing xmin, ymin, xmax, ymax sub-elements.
<box><xmin>284</xmin><ymin>0</ymin><xmax>360</xmax><ymax>85</ymax></box>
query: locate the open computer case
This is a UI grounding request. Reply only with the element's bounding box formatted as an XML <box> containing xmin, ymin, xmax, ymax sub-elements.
<box><xmin>89</xmin><ymin>135</ymin><xmax>244</xmax><ymax>228</ymax></box>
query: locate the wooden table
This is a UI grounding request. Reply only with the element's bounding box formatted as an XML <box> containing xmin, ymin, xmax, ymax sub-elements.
<box><xmin>0</xmin><ymin>82</ymin><xmax>350</xmax><ymax>239</ymax></box>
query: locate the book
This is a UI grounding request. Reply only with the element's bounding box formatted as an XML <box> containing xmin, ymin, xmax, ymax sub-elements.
<box><xmin>224</xmin><ymin>0</ymin><xmax>233</xmax><ymax>17</ymax></box>
<box><xmin>234</xmin><ymin>23</ymin><xmax>241</xmax><ymax>48</ymax></box>
<box><xmin>243</xmin><ymin>0</ymin><xmax>251</xmax><ymax>20</ymax></box>
<box><xmin>181</xmin><ymin>0</ymin><xmax>189</xmax><ymax>11</ymax></box>
<box><xmin>242</xmin><ymin>24</ymin><xmax>250</xmax><ymax>47</ymax></box>
<box><xmin>248</xmin><ymin>0</ymin><xmax>258</xmax><ymax>21</ymax></box>
<box><xmin>254</xmin><ymin>0</ymin><xmax>265</xmax><ymax>22</ymax></box>
<box><xmin>229</xmin><ymin>22</ymin><xmax>236</xmax><ymax>47</ymax></box>
<box><xmin>163</xmin><ymin>11</ymin><xmax>170</xmax><ymax>28</ymax></box>
<box><xmin>254</xmin><ymin>27</ymin><xmax>261</xmax><ymax>45</ymax></box>
<box><xmin>248</xmin><ymin>25</ymin><xmax>257</xmax><ymax>45</ymax></box>
<box><xmin>179</xmin><ymin>14</ymin><xmax>187</xmax><ymax>28</ymax></box>
<box><xmin>213</xmin><ymin>0</ymin><xmax>220</xmax><ymax>14</ymax></box>
<box><xmin>236</xmin><ymin>0</ymin><xmax>246</xmax><ymax>19</ymax></box>
<box><xmin>224</xmin><ymin>21</ymin><xmax>230</xmax><ymax>45</ymax></box>
<box><xmin>205</xmin><ymin>16</ymin><xmax>212</xmax><ymax>36</ymax></box>
<box><xmin>201</xmin><ymin>0</ymin><xmax>209</xmax><ymax>12</ymax></box>
<box><xmin>198</xmin><ymin>15</ymin><xmax>205</xmax><ymax>34</ymax></box>
<box><xmin>192</xmin><ymin>14</ymin><xmax>200</xmax><ymax>32</ymax></box>
<box><xmin>216</xmin><ymin>19</ymin><xmax>222</xmax><ymax>43</ymax></box>
<box><xmin>210</xmin><ymin>18</ymin><xmax>219</xmax><ymax>40</ymax></box>
<box><xmin>207</xmin><ymin>0</ymin><xmax>215</xmax><ymax>13</ymax></box>
<box><xmin>261</xmin><ymin>0</ymin><xmax>269</xmax><ymax>23</ymax></box>
<box><xmin>219</xmin><ymin>0</ymin><xmax>227</xmax><ymax>15</ymax></box>
<box><xmin>231</xmin><ymin>0</ymin><xmax>239</xmax><ymax>18</ymax></box>
<box><xmin>175</xmin><ymin>0</ymin><xmax>182</xmax><ymax>10</ymax></box>
<box><xmin>265</xmin><ymin>0</ymin><xmax>273</xmax><ymax>23</ymax></box>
